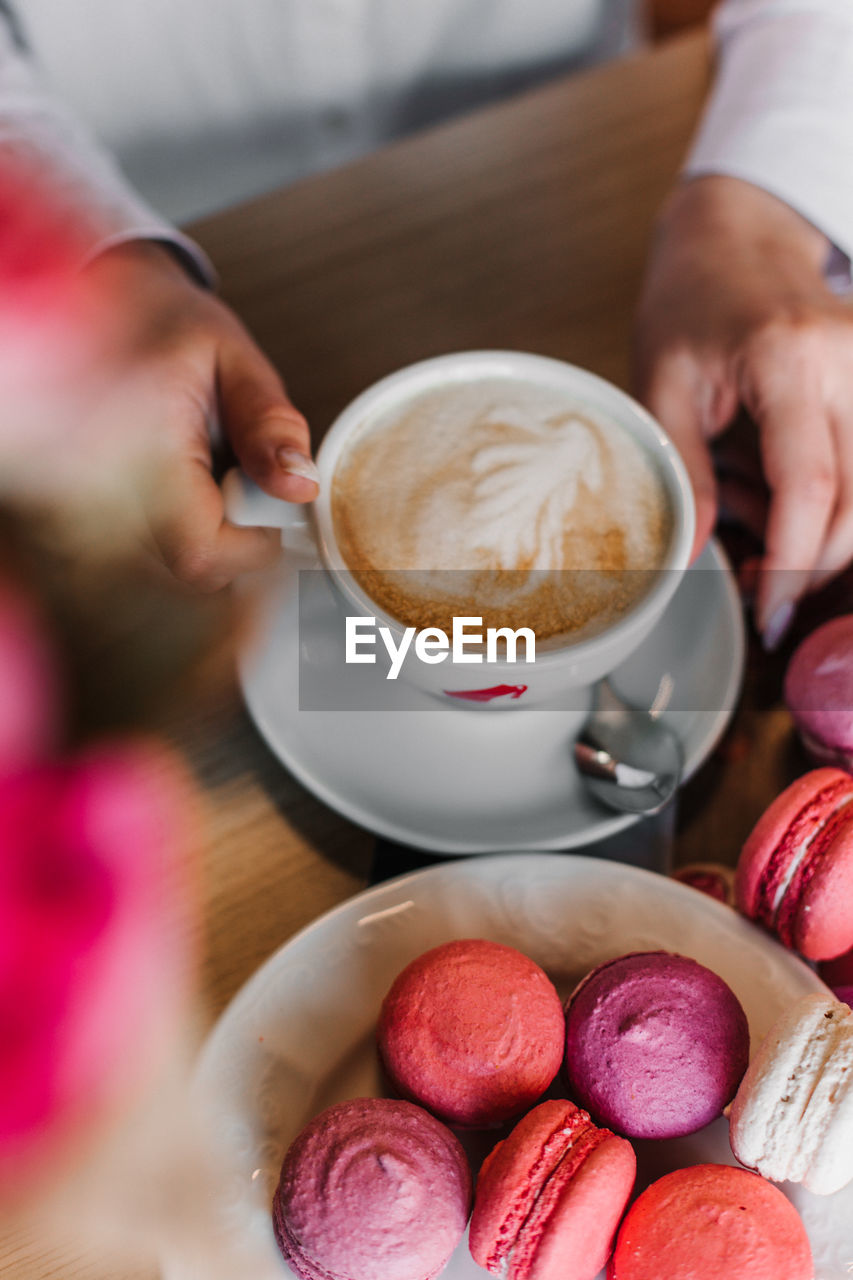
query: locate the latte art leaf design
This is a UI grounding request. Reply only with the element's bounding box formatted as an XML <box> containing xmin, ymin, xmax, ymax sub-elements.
<box><xmin>469</xmin><ymin>416</ymin><xmax>604</xmax><ymax>570</ymax></box>
<box><xmin>331</xmin><ymin>379</ymin><xmax>671</xmax><ymax>637</ymax></box>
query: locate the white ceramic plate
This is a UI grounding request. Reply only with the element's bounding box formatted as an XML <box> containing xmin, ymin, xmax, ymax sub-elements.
<box><xmin>238</xmin><ymin>539</ymin><xmax>745</xmax><ymax>854</ymax></box>
<box><xmin>169</xmin><ymin>855</ymin><xmax>850</xmax><ymax>1280</ymax></box>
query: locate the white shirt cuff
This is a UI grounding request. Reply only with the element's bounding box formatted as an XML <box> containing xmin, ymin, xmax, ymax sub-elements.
<box><xmin>685</xmin><ymin>0</ymin><xmax>853</xmax><ymax>272</ymax></box>
<box><xmin>81</xmin><ymin>226</ymin><xmax>217</xmax><ymax>287</ymax></box>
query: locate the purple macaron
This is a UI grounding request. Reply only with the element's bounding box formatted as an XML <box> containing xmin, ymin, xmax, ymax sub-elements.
<box><xmin>564</xmin><ymin>952</ymin><xmax>750</xmax><ymax>1140</ymax></box>
<box><xmin>785</xmin><ymin>616</ymin><xmax>853</xmax><ymax>770</ymax></box>
<box><xmin>273</xmin><ymin>1097</ymin><xmax>471</xmax><ymax>1280</ymax></box>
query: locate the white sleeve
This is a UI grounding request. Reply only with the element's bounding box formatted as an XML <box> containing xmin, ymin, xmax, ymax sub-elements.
<box><xmin>685</xmin><ymin>0</ymin><xmax>853</xmax><ymax>276</ymax></box>
<box><xmin>0</xmin><ymin>18</ymin><xmax>214</xmax><ymax>282</ymax></box>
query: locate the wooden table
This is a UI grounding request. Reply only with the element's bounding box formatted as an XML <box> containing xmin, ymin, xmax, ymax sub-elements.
<box><xmin>4</xmin><ymin>26</ymin><xmax>835</xmax><ymax>1278</ymax></box>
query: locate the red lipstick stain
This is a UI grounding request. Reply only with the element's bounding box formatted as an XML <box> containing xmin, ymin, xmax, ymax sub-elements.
<box><xmin>444</xmin><ymin>684</ymin><xmax>528</xmax><ymax>702</ymax></box>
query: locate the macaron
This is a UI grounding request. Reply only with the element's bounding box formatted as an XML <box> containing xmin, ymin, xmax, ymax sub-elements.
<box><xmin>672</xmin><ymin>862</ymin><xmax>735</xmax><ymax>906</ymax></box>
<box><xmin>735</xmin><ymin>767</ymin><xmax>853</xmax><ymax>960</ymax></box>
<box><xmin>469</xmin><ymin>1099</ymin><xmax>636</xmax><ymax>1280</ymax></box>
<box><xmin>729</xmin><ymin>993</ymin><xmax>853</xmax><ymax>1195</ymax></box>
<box><xmin>564</xmin><ymin>951</ymin><xmax>749</xmax><ymax>1139</ymax></box>
<box><xmin>272</xmin><ymin>1097</ymin><xmax>471</xmax><ymax>1280</ymax></box>
<box><xmin>377</xmin><ymin>939</ymin><xmax>564</xmax><ymax>1127</ymax></box>
<box><xmin>785</xmin><ymin>615</ymin><xmax>853</xmax><ymax>769</ymax></box>
<box><xmin>607</xmin><ymin>1164</ymin><xmax>812</xmax><ymax>1280</ymax></box>
<box><xmin>819</xmin><ymin>946</ymin><xmax>853</xmax><ymax>1005</ymax></box>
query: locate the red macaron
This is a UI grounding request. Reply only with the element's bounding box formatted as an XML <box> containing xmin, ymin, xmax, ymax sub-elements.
<box><xmin>377</xmin><ymin>939</ymin><xmax>565</xmax><ymax>1127</ymax></box>
<box><xmin>469</xmin><ymin>1099</ymin><xmax>636</xmax><ymax>1280</ymax></box>
<box><xmin>607</xmin><ymin>1164</ymin><xmax>812</xmax><ymax>1280</ymax></box>
<box><xmin>736</xmin><ymin>767</ymin><xmax>853</xmax><ymax>960</ymax></box>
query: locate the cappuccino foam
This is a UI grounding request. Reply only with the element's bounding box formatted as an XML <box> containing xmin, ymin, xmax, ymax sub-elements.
<box><xmin>331</xmin><ymin>378</ymin><xmax>672</xmax><ymax>640</ymax></box>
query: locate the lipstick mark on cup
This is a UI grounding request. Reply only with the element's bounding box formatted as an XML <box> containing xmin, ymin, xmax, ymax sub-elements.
<box><xmin>444</xmin><ymin>684</ymin><xmax>528</xmax><ymax>702</ymax></box>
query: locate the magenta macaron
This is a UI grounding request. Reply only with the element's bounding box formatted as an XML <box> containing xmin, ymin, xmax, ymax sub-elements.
<box><xmin>785</xmin><ymin>615</ymin><xmax>853</xmax><ymax>769</ymax></box>
<box><xmin>564</xmin><ymin>951</ymin><xmax>749</xmax><ymax>1139</ymax></box>
<box><xmin>469</xmin><ymin>1099</ymin><xmax>636</xmax><ymax>1280</ymax></box>
<box><xmin>378</xmin><ymin>938</ymin><xmax>565</xmax><ymax>1127</ymax></box>
<box><xmin>273</xmin><ymin>1097</ymin><xmax>471</xmax><ymax>1280</ymax></box>
<box><xmin>736</xmin><ymin>767</ymin><xmax>853</xmax><ymax>960</ymax></box>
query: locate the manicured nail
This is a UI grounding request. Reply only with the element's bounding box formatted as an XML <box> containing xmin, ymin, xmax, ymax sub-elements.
<box><xmin>276</xmin><ymin>447</ymin><xmax>319</xmax><ymax>486</ymax></box>
<box><xmin>762</xmin><ymin>599</ymin><xmax>795</xmax><ymax>652</ymax></box>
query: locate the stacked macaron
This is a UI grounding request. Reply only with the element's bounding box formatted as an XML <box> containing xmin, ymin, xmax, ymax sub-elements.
<box><xmin>736</xmin><ymin>767</ymin><xmax>853</xmax><ymax>960</ymax></box>
<box><xmin>469</xmin><ymin>1099</ymin><xmax>635</xmax><ymax>1280</ymax></box>
<box><xmin>730</xmin><ymin>993</ymin><xmax>853</xmax><ymax>1196</ymax></box>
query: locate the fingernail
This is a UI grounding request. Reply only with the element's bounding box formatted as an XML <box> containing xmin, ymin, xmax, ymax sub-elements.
<box><xmin>276</xmin><ymin>447</ymin><xmax>319</xmax><ymax>486</ymax></box>
<box><xmin>762</xmin><ymin>599</ymin><xmax>795</xmax><ymax>652</ymax></box>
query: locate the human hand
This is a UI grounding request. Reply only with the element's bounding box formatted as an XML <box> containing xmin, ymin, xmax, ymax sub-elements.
<box><xmin>634</xmin><ymin>175</ymin><xmax>853</xmax><ymax>648</ymax></box>
<box><xmin>85</xmin><ymin>241</ymin><xmax>317</xmax><ymax>591</ymax></box>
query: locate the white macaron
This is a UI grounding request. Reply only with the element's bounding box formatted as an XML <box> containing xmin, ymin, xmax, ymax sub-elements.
<box><xmin>729</xmin><ymin>993</ymin><xmax>853</xmax><ymax>1195</ymax></box>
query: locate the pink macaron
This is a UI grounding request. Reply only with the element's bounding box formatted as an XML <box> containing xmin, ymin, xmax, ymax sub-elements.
<box><xmin>377</xmin><ymin>939</ymin><xmax>565</xmax><ymax>1127</ymax></box>
<box><xmin>607</xmin><ymin>1164</ymin><xmax>812</xmax><ymax>1280</ymax></box>
<box><xmin>785</xmin><ymin>615</ymin><xmax>853</xmax><ymax>769</ymax></box>
<box><xmin>272</xmin><ymin>1097</ymin><xmax>471</xmax><ymax>1280</ymax></box>
<box><xmin>469</xmin><ymin>1099</ymin><xmax>636</xmax><ymax>1280</ymax></box>
<box><xmin>736</xmin><ymin>767</ymin><xmax>853</xmax><ymax>960</ymax></box>
<box><xmin>564</xmin><ymin>951</ymin><xmax>749</xmax><ymax>1139</ymax></box>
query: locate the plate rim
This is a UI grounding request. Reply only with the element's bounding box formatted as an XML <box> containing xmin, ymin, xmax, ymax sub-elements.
<box><xmin>195</xmin><ymin>851</ymin><xmax>823</xmax><ymax>1085</ymax></box>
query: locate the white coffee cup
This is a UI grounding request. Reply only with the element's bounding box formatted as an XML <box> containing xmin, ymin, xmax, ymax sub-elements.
<box><xmin>226</xmin><ymin>351</ymin><xmax>695</xmax><ymax>711</ymax></box>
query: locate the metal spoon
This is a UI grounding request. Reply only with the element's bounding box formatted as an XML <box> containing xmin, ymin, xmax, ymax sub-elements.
<box><xmin>574</xmin><ymin>679</ymin><xmax>683</xmax><ymax>815</ymax></box>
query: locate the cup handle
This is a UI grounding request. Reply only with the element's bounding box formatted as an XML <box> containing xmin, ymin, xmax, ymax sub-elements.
<box><xmin>222</xmin><ymin>467</ymin><xmax>318</xmax><ymax>561</ymax></box>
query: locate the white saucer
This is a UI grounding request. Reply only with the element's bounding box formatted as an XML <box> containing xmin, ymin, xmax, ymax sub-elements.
<box><xmin>165</xmin><ymin>855</ymin><xmax>846</xmax><ymax>1280</ymax></box>
<box><xmin>238</xmin><ymin>540</ymin><xmax>745</xmax><ymax>854</ymax></box>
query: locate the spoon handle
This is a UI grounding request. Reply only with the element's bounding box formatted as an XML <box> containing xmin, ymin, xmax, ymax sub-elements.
<box><xmin>574</xmin><ymin>741</ymin><xmax>619</xmax><ymax>782</ymax></box>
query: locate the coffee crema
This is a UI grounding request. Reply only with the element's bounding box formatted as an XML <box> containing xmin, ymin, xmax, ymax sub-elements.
<box><xmin>331</xmin><ymin>379</ymin><xmax>673</xmax><ymax>641</ymax></box>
